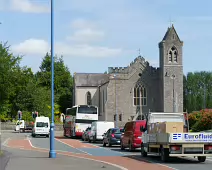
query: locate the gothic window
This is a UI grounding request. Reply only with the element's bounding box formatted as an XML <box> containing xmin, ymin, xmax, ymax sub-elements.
<box><xmin>168</xmin><ymin>51</ymin><xmax>172</xmax><ymax>62</ymax></box>
<box><xmin>133</xmin><ymin>83</ymin><xmax>147</xmax><ymax>106</ymax></box>
<box><xmin>168</xmin><ymin>46</ymin><xmax>178</xmax><ymax>63</ymax></box>
<box><xmin>86</xmin><ymin>91</ymin><xmax>92</xmax><ymax>105</ymax></box>
<box><xmin>174</xmin><ymin>51</ymin><xmax>177</xmax><ymax>62</ymax></box>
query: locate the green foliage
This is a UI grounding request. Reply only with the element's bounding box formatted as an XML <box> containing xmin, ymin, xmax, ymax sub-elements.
<box><xmin>184</xmin><ymin>71</ymin><xmax>212</xmax><ymax>113</ymax></box>
<box><xmin>0</xmin><ymin>43</ymin><xmax>73</xmax><ymax>121</ymax></box>
<box><xmin>188</xmin><ymin>109</ymin><xmax>212</xmax><ymax>132</ymax></box>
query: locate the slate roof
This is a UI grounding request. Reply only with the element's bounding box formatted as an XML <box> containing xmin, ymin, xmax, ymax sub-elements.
<box><xmin>74</xmin><ymin>73</ymin><xmax>109</xmax><ymax>87</ymax></box>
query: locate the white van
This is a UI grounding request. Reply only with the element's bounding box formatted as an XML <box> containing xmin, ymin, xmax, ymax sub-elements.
<box><xmin>88</xmin><ymin>121</ymin><xmax>114</xmax><ymax>143</ymax></box>
<box><xmin>32</xmin><ymin>116</ymin><xmax>50</xmax><ymax>138</ymax></box>
<box><xmin>15</xmin><ymin>120</ymin><xmax>25</xmax><ymax>132</ymax></box>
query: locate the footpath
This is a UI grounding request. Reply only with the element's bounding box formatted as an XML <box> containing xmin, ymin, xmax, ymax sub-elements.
<box><xmin>3</xmin><ymin>147</ymin><xmax>122</xmax><ymax>170</ymax></box>
<box><xmin>0</xmin><ymin>150</ymin><xmax>10</xmax><ymax>170</ymax></box>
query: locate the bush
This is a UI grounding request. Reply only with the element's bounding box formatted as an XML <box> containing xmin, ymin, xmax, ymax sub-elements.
<box><xmin>189</xmin><ymin>109</ymin><xmax>212</xmax><ymax>131</ymax></box>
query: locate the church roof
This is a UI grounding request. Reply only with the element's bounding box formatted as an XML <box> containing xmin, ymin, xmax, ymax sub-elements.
<box><xmin>162</xmin><ymin>24</ymin><xmax>181</xmax><ymax>42</ymax></box>
<box><xmin>74</xmin><ymin>73</ymin><xmax>109</xmax><ymax>87</ymax></box>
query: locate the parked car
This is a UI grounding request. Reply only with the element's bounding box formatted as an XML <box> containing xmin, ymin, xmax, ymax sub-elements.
<box><xmin>88</xmin><ymin>121</ymin><xmax>114</xmax><ymax>143</ymax></box>
<box><xmin>102</xmin><ymin>128</ymin><xmax>123</xmax><ymax>147</ymax></box>
<box><xmin>82</xmin><ymin>127</ymin><xmax>91</xmax><ymax>141</ymax></box>
<box><xmin>120</xmin><ymin>120</ymin><xmax>146</xmax><ymax>151</ymax></box>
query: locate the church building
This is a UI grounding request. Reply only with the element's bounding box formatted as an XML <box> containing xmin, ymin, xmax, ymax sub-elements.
<box><xmin>72</xmin><ymin>25</ymin><xmax>184</xmax><ymax>126</ymax></box>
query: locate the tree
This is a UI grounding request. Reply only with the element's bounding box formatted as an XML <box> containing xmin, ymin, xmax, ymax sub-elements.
<box><xmin>0</xmin><ymin>43</ymin><xmax>22</xmax><ymax>120</ymax></box>
<box><xmin>184</xmin><ymin>71</ymin><xmax>212</xmax><ymax>113</ymax></box>
<box><xmin>36</xmin><ymin>53</ymin><xmax>73</xmax><ymax>113</ymax></box>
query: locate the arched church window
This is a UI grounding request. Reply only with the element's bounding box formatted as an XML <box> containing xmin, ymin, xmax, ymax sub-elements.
<box><xmin>168</xmin><ymin>46</ymin><xmax>178</xmax><ymax>63</ymax></box>
<box><xmin>133</xmin><ymin>83</ymin><xmax>147</xmax><ymax>106</ymax></box>
<box><xmin>86</xmin><ymin>91</ymin><xmax>92</xmax><ymax>105</ymax></box>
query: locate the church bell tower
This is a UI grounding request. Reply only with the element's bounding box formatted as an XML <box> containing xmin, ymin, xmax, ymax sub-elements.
<box><xmin>158</xmin><ymin>24</ymin><xmax>184</xmax><ymax>112</ymax></box>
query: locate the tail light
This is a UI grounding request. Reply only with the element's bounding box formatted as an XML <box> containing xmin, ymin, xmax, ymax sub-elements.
<box><xmin>133</xmin><ymin>134</ymin><xmax>138</xmax><ymax>138</ymax></box>
<box><xmin>170</xmin><ymin>145</ymin><xmax>181</xmax><ymax>151</ymax></box>
<box><xmin>204</xmin><ymin>145</ymin><xmax>212</xmax><ymax>150</ymax></box>
<box><xmin>111</xmin><ymin>134</ymin><xmax>115</xmax><ymax>138</ymax></box>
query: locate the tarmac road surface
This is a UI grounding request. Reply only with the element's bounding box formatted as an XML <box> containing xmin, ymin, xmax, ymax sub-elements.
<box><xmin>0</xmin><ymin>131</ymin><xmax>123</xmax><ymax>170</ymax></box>
<box><xmin>2</xmin><ymin>131</ymin><xmax>212</xmax><ymax>170</ymax></box>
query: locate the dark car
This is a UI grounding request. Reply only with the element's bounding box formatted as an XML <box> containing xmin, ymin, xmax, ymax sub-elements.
<box><xmin>102</xmin><ymin>128</ymin><xmax>123</xmax><ymax>147</ymax></box>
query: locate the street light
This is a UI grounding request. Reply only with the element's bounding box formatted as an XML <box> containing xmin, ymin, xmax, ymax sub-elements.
<box><xmin>165</xmin><ymin>72</ymin><xmax>176</xmax><ymax>112</ymax></box>
<box><xmin>200</xmin><ymin>82</ymin><xmax>206</xmax><ymax>109</ymax></box>
<box><xmin>49</xmin><ymin>0</ymin><xmax>56</xmax><ymax>158</ymax></box>
<box><xmin>170</xmin><ymin>74</ymin><xmax>176</xmax><ymax>112</ymax></box>
<box><xmin>112</xmin><ymin>74</ymin><xmax>118</xmax><ymax>128</ymax></box>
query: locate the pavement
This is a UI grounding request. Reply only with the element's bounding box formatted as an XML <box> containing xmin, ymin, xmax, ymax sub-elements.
<box><xmin>1</xmin><ymin>130</ymin><xmax>212</xmax><ymax>170</ymax></box>
<box><xmin>0</xmin><ymin>150</ymin><xmax>10</xmax><ymax>170</ymax></box>
<box><xmin>5</xmin><ymin>148</ymin><xmax>121</xmax><ymax>170</ymax></box>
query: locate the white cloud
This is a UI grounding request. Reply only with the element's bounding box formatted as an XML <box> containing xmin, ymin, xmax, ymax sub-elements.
<box><xmin>12</xmin><ymin>39</ymin><xmax>49</xmax><ymax>55</ymax></box>
<box><xmin>10</xmin><ymin>0</ymin><xmax>50</xmax><ymax>13</ymax></box>
<box><xmin>11</xmin><ymin>39</ymin><xmax>122</xmax><ymax>58</ymax></box>
<box><xmin>70</xmin><ymin>18</ymin><xmax>97</xmax><ymax>29</ymax></box>
<box><xmin>67</xmin><ymin>28</ymin><xmax>105</xmax><ymax>43</ymax></box>
<box><xmin>67</xmin><ymin>19</ymin><xmax>105</xmax><ymax>43</ymax></box>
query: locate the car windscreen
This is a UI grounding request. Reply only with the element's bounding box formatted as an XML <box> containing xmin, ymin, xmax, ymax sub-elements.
<box><xmin>36</xmin><ymin>122</ymin><xmax>48</xmax><ymax>128</ymax></box>
<box><xmin>112</xmin><ymin>129</ymin><xmax>122</xmax><ymax>134</ymax></box>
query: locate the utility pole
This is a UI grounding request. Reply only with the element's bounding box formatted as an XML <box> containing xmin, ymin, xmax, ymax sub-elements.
<box><xmin>203</xmin><ymin>83</ymin><xmax>206</xmax><ymax>109</ymax></box>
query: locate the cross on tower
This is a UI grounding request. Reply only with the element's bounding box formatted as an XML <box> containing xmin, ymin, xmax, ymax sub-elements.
<box><xmin>169</xmin><ymin>18</ymin><xmax>174</xmax><ymax>27</ymax></box>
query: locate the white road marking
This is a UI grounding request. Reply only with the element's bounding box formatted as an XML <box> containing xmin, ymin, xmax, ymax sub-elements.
<box><xmin>76</xmin><ymin>140</ymin><xmax>179</xmax><ymax>170</ymax></box>
<box><xmin>55</xmin><ymin>138</ymin><xmax>93</xmax><ymax>155</ymax></box>
<box><xmin>5</xmin><ymin>143</ymin><xmax>128</xmax><ymax>170</ymax></box>
<box><xmin>2</xmin><ymin>138</ymin><xmax>10</xmax><ymax>147</ymax></box>
<box><xmin>26</xmin><ymin>136</ymin><xmax>128</xmax><ymax>170</ymax></box>
<box><xmin>26</xmin><ymin>136</ymin><xmax>87</xmax><ymax>155</ymax></box>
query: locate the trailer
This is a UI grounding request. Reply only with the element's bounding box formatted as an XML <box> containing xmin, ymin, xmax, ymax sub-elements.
<box><xmin>140</xmin><ymin>112</ymin><xmax>212</xmax><ymax>162</ymax></box>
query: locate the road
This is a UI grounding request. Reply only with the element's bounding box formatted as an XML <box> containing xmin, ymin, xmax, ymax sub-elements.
<box><xmin>1</xmin><ymin>131</ymin><xmax>212</xmax><ymax>170</ymax></box>
<box><xmin>0</xmin><ymin>131</ymin><xmax>124</xmax><ymax>170</ymax></box>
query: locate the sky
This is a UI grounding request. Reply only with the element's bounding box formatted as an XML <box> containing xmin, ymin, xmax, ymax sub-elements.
<box><xmin>0</xmin><ymin>0</ymin><xmax>212</xmax><ymax>75</ymax></box>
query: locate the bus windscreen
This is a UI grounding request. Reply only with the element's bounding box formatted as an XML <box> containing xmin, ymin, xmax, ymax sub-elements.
<box><xmin>78</xmin><ymin>106</ymin><xmax>97</xmax><ymax>114</ymax></box>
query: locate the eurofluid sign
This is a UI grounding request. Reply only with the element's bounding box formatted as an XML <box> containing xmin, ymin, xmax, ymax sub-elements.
<box><xmin>171</xmin><ymin>133</ymin><xmax>212</xmax><ymax>143</ymax></box>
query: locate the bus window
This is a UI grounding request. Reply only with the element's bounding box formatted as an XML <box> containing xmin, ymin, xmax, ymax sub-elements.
<box><xmin>78</xmin><ymin>106</ymin><xmax>97</xmax><ymax>114</ymax></box>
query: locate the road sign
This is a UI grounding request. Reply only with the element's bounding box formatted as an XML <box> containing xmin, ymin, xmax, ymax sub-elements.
<box><xmin>18</xmin><ymin>110</ymin><xmax>22</xmax><ymax>120</ymax></box>
<box><xmin>32</xmin><ymin>111</ymin><xmax>38</xmax><ymax>118</ymax></box>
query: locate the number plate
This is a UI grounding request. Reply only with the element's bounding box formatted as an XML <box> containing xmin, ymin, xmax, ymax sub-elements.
<box><xmin>185</xmin><ymin>148</ymin><xmax>202</xmax><ymax>152</ymax></box>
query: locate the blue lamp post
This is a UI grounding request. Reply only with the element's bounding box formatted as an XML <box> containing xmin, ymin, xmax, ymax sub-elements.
<box><xmin>49</xmin><ymin>0</ymin><xmax>56</xmax><ymax>158</ymax></box>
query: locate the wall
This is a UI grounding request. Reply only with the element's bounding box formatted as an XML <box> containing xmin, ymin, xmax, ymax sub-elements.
<box><xmin>75</xmin><ymin>87</ymin><xmax>98</xmax><ymax>106</ymax></box>
<box><xmin>99</xmin><ymin>82</ymin><xmax>108</xmax><ymax>120</ymax></box>
<box><xmin>0</xmin><ymin>122</ymin><xmax>64</xmax><ymax>131</ymax></box>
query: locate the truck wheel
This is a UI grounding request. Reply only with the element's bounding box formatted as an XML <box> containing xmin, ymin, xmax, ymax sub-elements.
<box><xmin>160</xmin><ymin>148</ymin><xmax>169</xmax><ymax>162</ymax></box>
<box><xmin>141</xmin><ymin>146</ymin><xmax>147</xmax><ymax>157</ymax></box>
<box><xmin>198</xmin><ymin>156</ymin><xmax>206</xmax><ymax>162</ymax></box>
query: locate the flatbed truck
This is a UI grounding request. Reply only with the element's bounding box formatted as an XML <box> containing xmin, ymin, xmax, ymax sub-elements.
<box><xmin>140</xmin><ymin>112</ymin><xmax>212</xmax><ymax>162</ymax></box>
